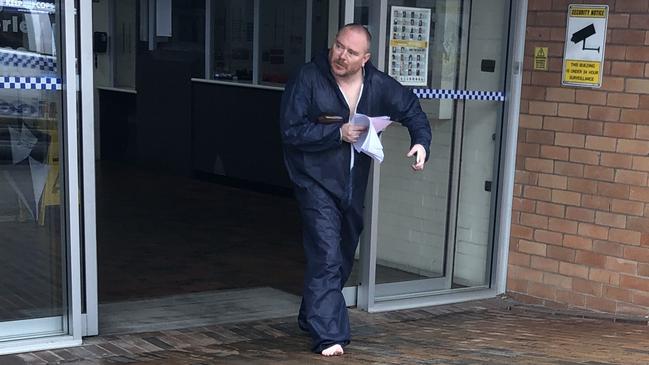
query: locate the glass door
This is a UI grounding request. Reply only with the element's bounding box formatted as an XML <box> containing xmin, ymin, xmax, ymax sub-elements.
<box><xmin>0</xmin><ymin>0</ymin><xmax>83</xmax><ymax>348</ymax></box>
<box><xmin>355</xmin><ymin>0</ymin><xmax>512</xmax><ymax>308</ymax></box>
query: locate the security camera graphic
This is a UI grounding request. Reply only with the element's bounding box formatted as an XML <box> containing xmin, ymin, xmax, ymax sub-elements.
<box><xmin>571</xmin><ymin>24</ymin><xmax>600</xmax><ymax>52</ymax></box>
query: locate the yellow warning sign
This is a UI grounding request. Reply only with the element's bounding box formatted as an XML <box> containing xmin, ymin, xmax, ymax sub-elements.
<box><xmin>563</xmin><ymin>59</ymin><xmax>600</xmax><ymax>85</ymax></box>
<box><xmin>534</xmin><ymin>47</ymin><xmax>548</xmax><ymax>71</ymax></box>
<box><xmin>569</xmin><ymin>7</ymin><xmax>606</xmax><ymax>18</ymax></box>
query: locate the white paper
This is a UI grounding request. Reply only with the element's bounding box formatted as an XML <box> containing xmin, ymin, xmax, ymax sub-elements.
<box><xmin>351</xmin><ymin>114</ymin><xmax>392</xmax><ymax>163</ymax></box>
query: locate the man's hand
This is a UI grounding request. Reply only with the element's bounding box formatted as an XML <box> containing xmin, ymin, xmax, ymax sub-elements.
<box><xmin>341</xmin><ymin>123</ymin><xmax>368</xmax><ymax>143</ymax></box>
<box><xmin>407</xmin><ymin>144</ymin><xmax>426</xmax><ymax>171</ymax></box>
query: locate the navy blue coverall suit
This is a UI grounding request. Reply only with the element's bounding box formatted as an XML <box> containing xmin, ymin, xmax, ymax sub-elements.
<box><xmin>279</xmin><ymin>52</ymin><xmax>432</xmax><ymax>353</ymax></box>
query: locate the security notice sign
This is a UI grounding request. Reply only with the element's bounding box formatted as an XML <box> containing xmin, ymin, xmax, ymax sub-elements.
<box><xmin>562</xmin><ymin>4</ymin><xmax>608</xmax><ymax>88</ymax></box>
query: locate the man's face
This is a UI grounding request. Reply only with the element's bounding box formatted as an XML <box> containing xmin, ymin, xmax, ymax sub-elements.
<box><xmin>329</xmin><ymin>28</ymin><xmax>371</xmax><ymax>79</ymax></box>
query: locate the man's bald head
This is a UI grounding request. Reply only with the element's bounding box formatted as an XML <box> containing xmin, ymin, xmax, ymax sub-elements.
<box><xmin>336</xmin><ymin>23</ymin><xmax>372</xmax><ymax>53</ymax></box>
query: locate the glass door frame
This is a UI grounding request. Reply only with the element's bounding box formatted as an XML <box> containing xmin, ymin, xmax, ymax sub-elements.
<box><xmin>356</xmin><ymin>0</ymin><xmax>529</xmax><ymax>312</ymax></box>
<box><xmin>0</xmin><ymin>0</ymin><xmax>85</xmax><ymax>355</ymax></box>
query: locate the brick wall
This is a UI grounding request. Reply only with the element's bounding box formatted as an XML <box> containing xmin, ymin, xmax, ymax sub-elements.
<box><xmin>507</xmin><ymin>0</ymin><xmax>649</xmax><ymax>316</ymax></box>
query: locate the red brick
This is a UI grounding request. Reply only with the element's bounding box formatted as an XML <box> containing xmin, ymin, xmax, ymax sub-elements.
<box><xmin>530</xmin><ymin>100</ymin><xmax>560</xmax><ymax>117</ymax></box>
<box><xmin>518</xmin><ymin>143</ymin><xmax>540</xmax><ymax>157</ymax></box>
<box><xmin>629</xmin><ymin>186</ymin><xmax>649</xmax><ymax>202</ymax></box>
<box><xmin>636</xmin><ymin>125</ymin><xmax>649</xmax><ymax>140</ymax></box>
<box><xmin>608</xmin><ymin>13</ymin><xmax>630</xmax><ymax>28</ymax></box>
<box><xmin>527</xmin><ymin>27</ymin><xmax>552</xmax><ymax>41</ymax></box>
<box><xmin>513</xmin><ymin>197</ymin><xmax>537</xmax><ymax>213</ymax></box>
<box><xmin>528</xmin><ymin>282</ymin><xmax>557</xmax><ymax>299</ymax></box>
<box><xmin>641</xmin><ymin>95</ymin><xmax>649</xmax><ymax>109</ymax></box>
<box><xmin>538</xmin><ymin>174</ymin><xmax>567</xmax><ymax>189</ymax></box>
<box><xmin>507</xmin><ymin>277</ymin><xmax>528</xmax><ymax>293</ymax></box>
<box><xmin>552</xmin><ymin>190</ymin><xmax>580</xmax><ymax>206</ymax></box>
<box><xmin>526</xmin><ymin>130</ymin><xmax>555</xmax><ymax>144</ymax></box>
<box><xmin>558</xmin><ymin>103</ymin><xmax>588</xmax><ymax>119</ymax></box>
<box><xmin>556</xmin><ymin>289</ymin><xmax>586</xmax><ymax>307</ymax></box>
<box><xmin>540</xmin><ymin>145</ymin><xmax>569</xmax><ymax>160</ymax></box>
<box><xmin>600</xmin><ymin>77</ymin><xmax>625</xmax><ymax>92</ymax></box>
<box><xmin>610</xmin><ymin>62</ymin><xmax>645</xmax><ymax>77</ymax></box>
<box><xmin>624</xmin><ymin>246</ymin><xmax>649</xmax><ymax>264</ymax></box>
<box><xmin>595</xmin><ymin>211</ymin><xmax>626</xmax><ymax>229</ymax></box>
<box><xmin>628</xmin><ymin>217</ymin><xmax>649</xmax><ymax>232</ymax></box>
<box><xmin>615</xmin><ymin>169</ymin><xmax>648</xmax><ymax>186</ymax></box>
<box><xmin>589</xmin><ymin>268</ymin><xmax>620</xmax><ymax>286</ymax></box>
<box><xmin>626</xmin><ymin>47</ymin><xmax>649</xmax><ymax>62</ymax></box>
<box><xmin>632</xmin><ymin>291</ymin><xmax>649</xmax><ymax>307</ymax></box>
<box><xmin>584</xmin><ymin>136</ymin><xmax>617</xmax><ymax>152</ymax></box>
<box><xmin>583</xmin><ymin>165</ymin><xmax>615</xmax><ymax>182</ymax></box>
<box><xmin>589</xmin><ymin>106</ymin><xmax>621</xmax><ymax>122</ymax></box>
<box><xmin>593</xmin><ymin>240</ymin><xmax>623</xmax><ymax>257</ymax></box>
<box><xmin>543</xmin><ymin>272</ymin><xmax>572</xmax><ymax>289</ymax></box>
<box><xmin>525</xmin><ymin>157</ymin><xmax>554</xmax><ymax>173</ymax></box>
<box><xmin>565</xmin><ymin>207</ymin><xmax>594</xmax><ymax>222</ymax></box>
<box><xmin>585</xmin><ymin>296</ymin><xmax>617</xmax><ymax>313</ymax></box>
<box><xmin>632</xmin><ymin>156</ymin><xmax>649</xmax><ymax>171</ymax></box>
<box><xmin>618</xmin><ymin>139</ymin><xmax>649</xmax><ymax>155</ymax></box>
<box><xmin>600</xmin><ymin>153</ymin><xmax>632</xmax><ymax>169</ymax></box>
<box><xmin>604</xmin><ymin>45</ymin><xmax>628</xmax><ymax>62</ymax></box>
<box><xmin>572</xmin><ymin>120</ymin><xmax>603</xmax><ymax>136</ymax></box>
<box><xmin>630</xmin><ymin>14</ymin><xmax>649</xmax><ymax>29</ymax></box>
<box><xmin>524</xmin><ymin>186</ymin><xmax>552</xmax><ymax>201</ymax></box>
<box><xmin>519</xmin><ymin>114</ymin><xmax>543</xmax><ymax>129</ymax></box>
<box><xmin>569</xmin><ymin>149</ymin><xmax>599</xmax><ymax>165</ymax></box>
<box><xmin>543</xmin><ymin>117</ymin><xmax>573</xmax><ymax>132</ymax></box>
<box><xmin>554</xmin><ymin>161</ymin><xmax>583</xmax><ymax>177</ymax></box>
<box><xmin>582</xmin><ymin>194</ymin><xmax>611</xmax><ymax>211</ymax></box>
<box><xmin>607</xmin><ymin>93</ymin><xmax>640</xmax><ymax>108</ymax></box>
<box><xmin>610</xmin><ymin>30</ymin><xmax>647</xmax><ymax>45</ymax></box>
<box><xmin>603</xmin><ymin>123</ymin><xmax>635</xmax><ymax>138</ymax></box>
<box><xmin>511</xmin><ymin>224</ymin><xmax>534</xmax><ymax>240</ymax></box>
<box><xmin>520</xmin><ymin>213</ymin><xmax>549</xmax><ymax>229</ymax></box>
<box><xmin>625</xmin><ymin>78</ymin><xmax>649</xmax><ymax>94</ymax></box>
<box><xmin>563</xmin><ymin>235</ymin><xmax>593</xmax><ymax>250</ymax></box>
<box><xmin>534</xmin><ymin>229</ymin><xmax>563</xmax><ymax>245</ymax></box>
<box><xmin>531</xmin><ymin>71</ymin><xmax>562</xmax><ymax>86</ymax></box>
<box><xmin>522</xmin><ymin>86</ymin><xmax>546</xmax><ymax>100</ymax></box>
<box><xmin>559</xmin><ymin>262</ymin><xmax>589</xmax><ymax>279</ymax></box>
<box><xmin>531</xmin><ymin>256</ymin><xmax>560</xmax><ymax>272</ymax></box>
<box><xmin>535</xmin><ymin>200</ymin><xmax>564</xmax><ymax>217</ymax></box>
<box><xmin>572</xmin><ymin>278</ymin><xmax>603</xmax><ymax>296</ymax></box>
<box><xmin>547</xmin><ymin>245</ymin><xmax>576</xmax><ymax>264</ymax></box>
<box><xmin>611</xmin><ymin>199</ymin><xmax>644</xmax><ymax>216</ymax></box>
<box><xmin>619</xmin><ymin>275</ymin><xmax>649</xmax><ymax>291</ymax></box>
<box><xmin>577</xmin><ymin>223</ymin><xmax>608</xmax><ymax>240</ymax></box>
<box><xmin>509</xmin><ymin>265</ymin><xmax>544</xmax><ymax>283</ymax></box>
<box><xmin>546</xmin><ymin>88</ymin><xmax>574</xmax><ymax>102</ymax></box>
<box><xmin>548</xmin><ymin>217</ymin><xmax>578</xmax><ymax>234</ymax></box>
<box><xmin>528</xmin><ymin>0</ymin><xmax>552</xmax><ymax>10</ymax></box>
<box><xmin>575</xmin><ymin>90</ymin><xmax>607</xmax><ymax>105</ymax></box>
<box><xmin>616</xmin><ymin>0</ymin><xmax>649</xmax><ymax>12</ymax></box>
<box><xmin>603</xmin><ymin>286</ymin><xmax>632</xmax><ymax>302</ymax></box>
<box><xmin>554</xmin><ymin>132</ymin><xmax>585</xmax><ymax>148</ymax></box>
<box><xmin>598</xmin><ymin>182</ymin><xmax>629</xmax><ymax>199</ymax></box>
<box><xmin>566</xmin><ymin>177</ymin><xmax>597</xmax><ymax>194</ymax></box>
<box><xmin>510</xmin><ymin>251</ymin><xmax>532</xmax><ymax>267</ymax></box>
<box><xmin>638</xmin><ymin>263</ymin><xmax>649</xmax><ymax>277</ymax></box>
<box><xmin>620</xmin><ymin>109</ymin><xmax>649</xmax><ymax>124</ymax></box>
<box><xmin>609</xmin><ymin>228</ymin><xmax>641</xmax><ymax>245</ymax></box>
<box><xmin>607</xmin><ymin>257</ymin><xmax>638</xmax><ymax>275</ymax></box>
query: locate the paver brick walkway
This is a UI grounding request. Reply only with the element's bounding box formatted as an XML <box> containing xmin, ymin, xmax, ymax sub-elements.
<box><xmin>3</xmin><ymin>298</ymin><xmax>649</xmax><ymax>364</ymax></box>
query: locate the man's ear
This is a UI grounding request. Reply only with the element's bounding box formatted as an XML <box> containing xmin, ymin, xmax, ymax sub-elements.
<box><xmin>363</xmin><ymin>53</ymin><xmax>371</xmax><ymax>66</ymax></box>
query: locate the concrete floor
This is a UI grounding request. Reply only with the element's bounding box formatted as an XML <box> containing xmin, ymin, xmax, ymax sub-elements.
<box><xmin>3</xmin><ymin>298</ymin><xmax>649</xmax><ymax>364</ymax></box>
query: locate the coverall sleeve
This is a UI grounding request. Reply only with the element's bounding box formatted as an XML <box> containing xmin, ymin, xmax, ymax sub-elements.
<box><xmin>280</xmin><ymin>68</ymin><xmax>343</xmax><ymax>152</ymax></box>
<box><xmin>389</xmin><ymin>85</ymin><xmax>432</xmax><ymax>160</ymax></box>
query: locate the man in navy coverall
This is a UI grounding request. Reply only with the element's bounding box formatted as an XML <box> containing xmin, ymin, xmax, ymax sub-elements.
<box><xmin>279</xmin><ymin>24</ymin><xmax>432</xmax><ymax>356</ymax></box>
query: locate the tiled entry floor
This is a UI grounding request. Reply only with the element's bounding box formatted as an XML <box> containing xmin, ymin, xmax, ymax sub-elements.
<box><xmin>5</xmin><ymin>298</ymin><xmax>649</xmax><ymax>364</ymax></box>
<box><xmin>99</xmin><ymin>287</ymin><xmax>300</xmax><ymax>335</ymax></box>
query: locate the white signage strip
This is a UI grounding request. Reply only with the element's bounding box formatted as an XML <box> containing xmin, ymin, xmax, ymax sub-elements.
<box><xmin>561</xmin><ymin>4</ymin><xmax>608</xmax><ymax>88</ymax></box>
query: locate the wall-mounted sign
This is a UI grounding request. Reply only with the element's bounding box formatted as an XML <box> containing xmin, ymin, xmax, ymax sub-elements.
<box><xmin>534</xmin><ymin>47</ymin><xmax>548</xmax><ymax>71</ymax></box>
<box><xmin>561</xmin><ymin>4</ymin><xmax>608</xmax><ymax>88</ymax></box>
<box><xmin>388</xmin><ymin>6</ymin><xmax>431</xmax><ymax>86</ymax></box>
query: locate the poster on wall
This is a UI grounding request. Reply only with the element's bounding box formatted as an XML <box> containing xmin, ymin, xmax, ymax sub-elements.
<box><xmin>561</xmin><ymin>4</ymin><xmax>608</xmax><ymax>88</ymax></box>
<box><xmin>388</xmin><ymin>6</ymin><xmax>431</xmax><ymax>86</ymax></box>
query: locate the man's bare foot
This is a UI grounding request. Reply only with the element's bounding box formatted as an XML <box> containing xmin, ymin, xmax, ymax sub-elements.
<box><xmin>321</xmin><ymin>344</ymin><xmax>344</xmax><ymax>356</ymax></box>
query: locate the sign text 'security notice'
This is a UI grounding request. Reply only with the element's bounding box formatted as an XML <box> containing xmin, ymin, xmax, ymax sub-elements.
<box><xmin>561</xmin><ymin>4</ymin><xmax>608</xmax><ymax>88</ymax></box>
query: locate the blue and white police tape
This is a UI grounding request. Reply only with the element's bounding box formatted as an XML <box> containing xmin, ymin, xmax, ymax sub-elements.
<box><xmin>413</xmin><ymin>88</ymin><xmax>505</xmax><ymax>101</ymax></box>
<box><xmin>0</xmin><ymin>76</ymin><xmax>61</xmax><ymax>90</ymax></box>
<box><xmin>0</xmin><ymin>52</ymin><xmax>57</xmax><ymax>73</ymax></box>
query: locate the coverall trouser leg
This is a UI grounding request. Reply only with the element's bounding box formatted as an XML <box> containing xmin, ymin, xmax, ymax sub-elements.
<box><xmin>294</xmin><ymin>184</ymin><xmax>364</xmax><ymax>353</ymax></box>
